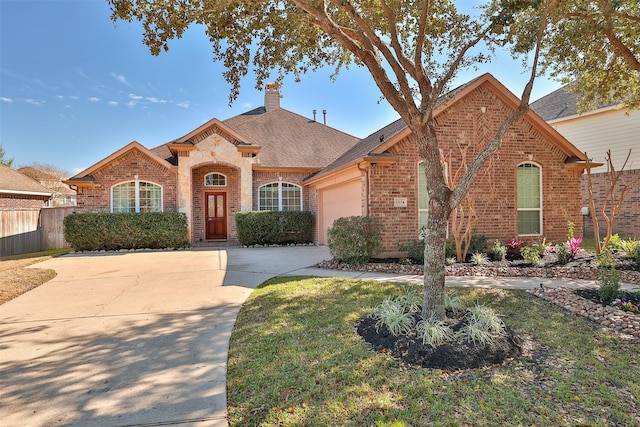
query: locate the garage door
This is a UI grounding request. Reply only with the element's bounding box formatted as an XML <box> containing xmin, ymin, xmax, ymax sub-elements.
<box><xmin>319</xmin><ymin>180</ymin><xmax>362</xmax><ymax>245</ymax></box>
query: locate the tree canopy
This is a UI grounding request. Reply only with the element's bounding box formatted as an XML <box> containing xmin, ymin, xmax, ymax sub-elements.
<box><xmin>108</xmin><ymin>0</ymin><xmax>549</xmax><ymax>320</ymax></box>
<box><xmin>0</xmin><ymin>144</ymin><xmax>14</xmax><ymax>168</ymax></box>
<box><xmin>504</xmin><ymin>0</ymin><xmax>640</xmax><ymax>110</ymax></box>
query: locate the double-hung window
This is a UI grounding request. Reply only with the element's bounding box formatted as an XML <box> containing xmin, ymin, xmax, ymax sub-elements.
<box><xmin>517</xmin><ymin>162</ymin><xmax>542</xmax><ymax>235</ymax></box>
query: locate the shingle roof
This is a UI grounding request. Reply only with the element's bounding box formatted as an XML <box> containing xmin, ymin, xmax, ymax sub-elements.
<box><xmin>0</xmin><ymin>164</ymin><xmax>53</xmax><ymax>195</ymax></box>
<box><xmin>312</xmin><ymin>118</ymin><xmax>408</xmax><ymax>177</ymax></box>
<box><xmin>222</xmin><ymin>107</ymin><xmax>360</xmax><ymax>168</ymax></box>
<box><xmin>531</xmin><ymin>83</ymin><xmax>616</xmax><ymax>121</ymax></box>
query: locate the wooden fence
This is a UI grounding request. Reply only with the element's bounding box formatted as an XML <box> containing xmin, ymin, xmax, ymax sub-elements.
<box><xmin>0</xmin><ymin>207</ymin><xmax>75</xmax><ymax>257</ymax></box>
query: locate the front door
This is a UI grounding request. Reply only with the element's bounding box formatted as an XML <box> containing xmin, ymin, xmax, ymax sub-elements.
<box><xmin>205</xmin><ymin>192</ymin><xmax>227</xmax><ymax>240</ymax></box>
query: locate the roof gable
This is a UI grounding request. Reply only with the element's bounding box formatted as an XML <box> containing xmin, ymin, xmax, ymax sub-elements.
<box><xmin>0</xmin><ymin>164</ymin><xmax>53</xmax><ymax>196</ymax></box>
<box><xmin>68</xmin><ymin>141</ymin><xmax>175</xmax><ymax>183</ymax></box>
<box><xmin>309</xmin><ymin>74</ymin><xmax>587</xmax><ymax>182</ymax></box>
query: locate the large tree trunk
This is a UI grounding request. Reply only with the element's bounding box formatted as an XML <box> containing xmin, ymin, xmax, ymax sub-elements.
<box><xmin>413</xmin><ymin>125</ymin><xmax>453</xmax><ymax>321</ymax></box>
<box><xmin>422</xmin><ymin>197</ymin><xmax>451</xmax><ymax>320</ymax></box>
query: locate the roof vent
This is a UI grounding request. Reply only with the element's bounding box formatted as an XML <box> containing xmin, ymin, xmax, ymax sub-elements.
<box><xmin>265</xmin><ymin>83</ymin><xmax>280</xmax><ymax>112</ymax></box>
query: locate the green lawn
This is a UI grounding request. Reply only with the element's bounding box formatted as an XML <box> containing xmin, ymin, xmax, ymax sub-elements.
<box><xmin>227</xmin><ymin>277</ymin><xmax>639</xmax><ymax>426</ymax></box>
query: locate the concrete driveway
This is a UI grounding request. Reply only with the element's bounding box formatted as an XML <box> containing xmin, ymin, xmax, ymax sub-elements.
<box><xmin>0</xmin><ymin>246</ymin><xmax>331</xmax><ymax>427</ymax></box>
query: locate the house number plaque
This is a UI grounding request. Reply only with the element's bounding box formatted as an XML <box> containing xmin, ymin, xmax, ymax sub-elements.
<box><xmin>394</xmin><ymin>197</ymin><xmax>408</xmax><ymax>208</ymax></box>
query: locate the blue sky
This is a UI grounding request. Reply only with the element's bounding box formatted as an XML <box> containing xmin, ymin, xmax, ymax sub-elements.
<box><xmin>1</xmin><ymin>0</ymin><xmax>564</xmax><ymax>175</ymax></box>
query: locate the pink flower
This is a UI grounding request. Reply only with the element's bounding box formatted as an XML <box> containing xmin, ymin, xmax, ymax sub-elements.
<box><xmin>567</xmin><ymin>237</ymin><xmax>582</xmax><ymax>256</ymax></box>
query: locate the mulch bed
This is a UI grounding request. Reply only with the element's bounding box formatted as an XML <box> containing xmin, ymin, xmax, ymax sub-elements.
<box><xmin>356</xmin><ymin>313</ymin><xmax>525</xmax><ymax>370</ymax></box>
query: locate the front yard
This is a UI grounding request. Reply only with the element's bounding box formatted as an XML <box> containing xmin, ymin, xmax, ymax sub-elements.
<box><xmin>0</xmin><ymin>249</ymin><xmax>70</xmax><ymax>304</ymax></box>
<box><xmin>227</xmin><ymin>277</ymin><xmax>640</xmax><ymax>426</ymax></box>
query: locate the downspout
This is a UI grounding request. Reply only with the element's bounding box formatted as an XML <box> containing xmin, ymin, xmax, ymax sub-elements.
<box><xmin>357</xmin><ymin>162</ymin><xmax>370</xmax><ymax>216</ymax></box>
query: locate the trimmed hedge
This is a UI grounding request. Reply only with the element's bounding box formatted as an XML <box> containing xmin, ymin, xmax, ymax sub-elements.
<box><xmin>327</xmin><ymin>216</ymin><xmax>382</xmax><ymax>264</ymax></box>
<box><xmin>235</xmin><ymin>211</ymin><xmax>314</xmax><ymax>246</ymax></box>
<box><xmin>64</xmin><ymin>212</ymin><xmax>190</xmax><ymax>251</ymax></box>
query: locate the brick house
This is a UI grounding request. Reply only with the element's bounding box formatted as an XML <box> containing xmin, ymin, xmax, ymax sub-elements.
<box><xmin>66</xmin><ymin>83</ymin><xmax>359</xmax><ymax>244</ymax></box>
<box><xmin>531</xmin><ymin>85</ymin><xmax>640</xmax><ymax>238</ymax></box>
<box><xmin>305</xmin><ymin>74</ymin><xmax>590</xmax><ymax>255</ymax></box>
<box><xmin>0</xmin><ymin>164</ymin><xmax>53</xmax><ymax>209</ymax></box>
<box><xmin>67</xmin><ymin>75</ymin><xmax>589</xmax><ymax>251</ymax></box>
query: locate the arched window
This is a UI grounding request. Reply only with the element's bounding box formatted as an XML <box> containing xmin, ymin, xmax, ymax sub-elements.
<box><xmin>204</xmin><ymin>173</ymin><xmax>226</xmax><ymax>187</ymax></box>
<box><xmin>111</xmin><ymin>181</ymin><xmax>162</xmax><ymax>213</ymax></box>
<box><xmin>258</xmin><ymin>182</ymin><xmax>302</xmax><ymax>211</ymax></box>
<box><xmin>517</xmin><ymin>162</ymin><xmax>542</xmax><ymax>235</ymax></box>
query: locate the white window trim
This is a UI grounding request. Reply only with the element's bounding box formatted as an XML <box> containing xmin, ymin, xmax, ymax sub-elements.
<box><xmin>204</xmin><ymin>172</ymin><xmax>227</xmax><ymax>187</ymax></box>
<box><xmin>258</xmin><ymin>181</ymin><xmax>303</xmax><ymax>211</ymax></box>
<box><xmin>110</xmin><ymin>180</ymin><xmax>164</xmax><ymax>213</ymax></box>
<box><xmin>517</xmin><ymin>162</ymin><xmax>543</xmax><ymax>236</ymax></box>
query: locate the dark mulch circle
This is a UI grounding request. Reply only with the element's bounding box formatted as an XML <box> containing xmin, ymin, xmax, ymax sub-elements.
<box><xmin>356</xmin><ymin>313</ymin><xmax>524</xmax><ymax>370</ymax></box>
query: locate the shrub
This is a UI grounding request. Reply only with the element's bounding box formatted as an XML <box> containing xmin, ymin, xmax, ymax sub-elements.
<box><xmin>396</xmin><ymin>286</ymin><xmax>423</xmax><ymax>313</ymax></box>
<box><xmin>444</xmin><ymin>293</ymin><xmax>466</xmax><ymax>315</ymax></box>
<box><xmin>468</xmin><ymin>234</ymin><xmax>488</xmax><ymax>255</ymax></box>
<box><xmin>521</xmin><ymin>246</ymin><xmax>540</xmax><ymax>266</ymax></box>
<box><xmin>531</xmin><ymin>238</ymin><xmax>550</xmax><ymax>256</ymax></box>
<box><xmin>555</xmin><ymin>242</ymin><xmax>569</xmax><ymax>264</ymax></box>
<box><xmin>64</xmin><ymin>212</ymin><xmax>190</xmax><ymax>251</ymax></box>
<box><xmin>567</xmin><ymin>237</ymin><xmax>582</xmax><ymax>257</ymax></box>
<box><xmin>619</xmin><ymin>239</ymin><xmax>640</xmax><ymax>263</ymax></box>
<box><xmin>598</xmin><ymin>266</ymin><xmax>621</xmax><ymax>302</ymax></box>
<box><xmin>327</xmin><ymin>216</ymin><xmax>382</xmax><ymax>264</ymax></box>
<box><xmin>235</xmin><ymin>211</ymin><xmax>314</xmax><ymax>246</ymax></box>
<box><xmin>398</xmin><ymin>238</ymin><xmax>424</xmax><ymax>262</ymax></box>
<box><xmin>491</xmin><ymin>240</ymin><xmax>507</xmax><ymax>261</ymax></box>
<box><xmin>595</xmin><ymin>249</ymin><xmax>615</xmax><ymax>269</ymax></box>
<box><xmin>371</xmin><ymin>297</ymin><xmax>415</xmax><ymax>337</ymax></box>
<box><xmin>603</xmin><ymin>233</ymin><xmax>622</xmax><ymax>252</ymax></box>
<box><xmin>445</xmin><ymin>241</ymin><xmax>457</xmax><ymax>258</ymax></box>
<box><xmin>471</xmin><ymin>252</ymin><xmax>489</xmax><ymax>266</ymax></box>
<box><xmin>459</xmin><ymin>304</ymin><xmax>506</xmax><ymax>345</ymax></box>
<box><xmin>446</xmin><ymin>256</ymin><xmax>457</xmax><ymax>265</ymax></box>
<box><xmin>416</xmin><ymin>318</ymin><xmax>455</xmax><ymax>348</ymax></box>
<box><xmin>506</xmin><ymin>239</ymin><xmax>524</xmax><ymax>260</ymax></box>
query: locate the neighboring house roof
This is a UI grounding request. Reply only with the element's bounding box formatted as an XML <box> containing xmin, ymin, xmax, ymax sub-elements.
<box><xmin>531</xmin><ymin>83</ymin><xmax>616</xmax><ymax>121</ymax></box>
<box><xmin>307</xmin><ymin>73</ymin><xmax>587</xmax><ymax>183</ymax></box>
<box><xmin>67</xmin><ymin>141</ymin><xmax>176</xmax><ymax>185</ymax></box>
<box><xmin>0</xmin><ymin>164</ymin><xmax>53</xmax><ymax>197</ymax></box>
<box><xmin>17</xmin><ymin>166</ymin><xmax>76</xmax><ymax>196</ymax></box>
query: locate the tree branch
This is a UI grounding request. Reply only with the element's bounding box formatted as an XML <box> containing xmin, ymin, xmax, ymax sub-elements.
<box><xmin>449</xmin><ymin>0</ymin><xmax>550</xmax><ymax>209</ymax></box>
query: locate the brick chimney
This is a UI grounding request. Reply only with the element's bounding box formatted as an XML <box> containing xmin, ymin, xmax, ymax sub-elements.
<box><xmin>264</xmin><ymin>82</ymin><xmax>280</xmax><ymax>111</ymax></box>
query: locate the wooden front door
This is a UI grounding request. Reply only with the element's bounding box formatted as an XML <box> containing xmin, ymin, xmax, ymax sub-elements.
<box><xmin>205</xmin><ymin>192</ymin><xmax>227</xmax><ymax>240</ymax></box>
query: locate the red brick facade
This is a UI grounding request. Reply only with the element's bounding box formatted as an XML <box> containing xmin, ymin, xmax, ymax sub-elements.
<box><xmin>367</xmin><ymin>85</ymin><xmax>584</xmax><ymax>254</ymax></box>
<box><xmin>581</xmin><ymin>169</ymin><xmax>640</xmax><ymax>239</ymax></box>
<box><xmin>0</xmin><ymin>194</ymin><xmax>49</xmax><ymax>209</ymax></box>
<box><xmin>192</xmin><ymin>164</ymin><xmax>241</xmax><ymax>242</ymax></box>
<box><xmin>74</xmin><ymin>150</ymin><xmax>177</xmax><ymax>212</ymax></box>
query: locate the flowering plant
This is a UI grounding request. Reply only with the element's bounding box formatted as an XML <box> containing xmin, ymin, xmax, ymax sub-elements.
<box><xmin>611</xmin><ymin>298</ymin><xmax>639</xmax><ymax>314</ymax></box>
<box><xmin>506</xmin><ymin>239</ymin><xmax>524</xmax><ymax>260</ymax></box>
<box><xmin>507</xmin><ymin>239</ymin><xmax>524</xmax><ymax>249</ymax></box>
<box><xmin>567</xmin><ymin>237</ymin><xmax>582</xmax><ymax>257</ymax></box>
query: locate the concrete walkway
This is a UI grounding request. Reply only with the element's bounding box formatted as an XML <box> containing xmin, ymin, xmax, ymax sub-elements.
<box><xmin>0</xmin><ymin>246</ymin><xmax>330</xmax><ymax>427</ymax></box>
<box><xmin>1</xmin><ymin>246</ymin><xmax>634</xmax><ymax>426</ymax></box>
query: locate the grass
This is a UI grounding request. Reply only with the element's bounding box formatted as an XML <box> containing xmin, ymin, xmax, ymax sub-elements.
<box><xmin>0</xmin><ymin>249</ymin><xmax>71</xmax><ymax>304</ymax></box>
<box><xmin>227</xmin><ymin>277</ymin><xmax>640</xmax><ymax>426</ymax></box>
